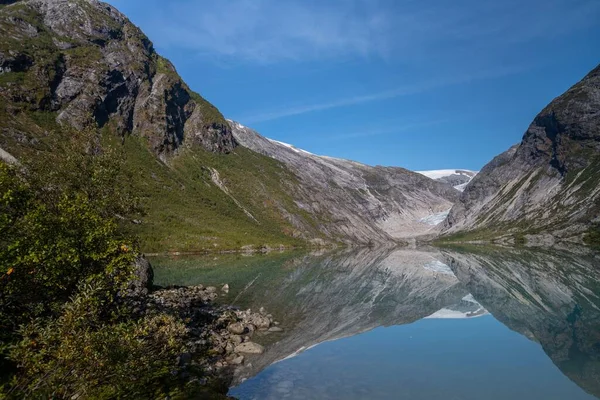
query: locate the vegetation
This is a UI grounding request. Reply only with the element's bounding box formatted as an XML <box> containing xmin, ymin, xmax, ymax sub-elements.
<box><xmin>113</xmin><ymin>135</ymin><xmax>314</xmax><ymax>252</ymax></box>
<box><xmin>0</xmin><ymin>134</ymin><xmax>215</xmax><ymax>398</ymax></box>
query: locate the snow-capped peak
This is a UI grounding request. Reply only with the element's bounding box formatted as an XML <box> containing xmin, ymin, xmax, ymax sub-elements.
<box><xmin>415</xmin><ymin>169</ymin><xmax>478</xmax><ymax>192</ymax></box>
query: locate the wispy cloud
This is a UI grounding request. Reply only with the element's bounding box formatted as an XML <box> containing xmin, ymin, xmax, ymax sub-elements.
<box><xmin>318</xmin><ymin>119</ymin><xmax>450</xmax><ymax>141</ymax></box>
<box><xmin>240</xmin><ymin>64</ymin><xmax>528</xmax><ymax>123</ymax></box>
<box><xmin>122</xmin><ymin>0</ymin><xmax>600</xmax><ymax>64</ymax></box>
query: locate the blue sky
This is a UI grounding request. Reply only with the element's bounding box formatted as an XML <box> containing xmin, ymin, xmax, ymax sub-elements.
<box><xmin>107</xmin><ymin>0</ymin><xmax>600</xmax><ymax>171</ymax></box>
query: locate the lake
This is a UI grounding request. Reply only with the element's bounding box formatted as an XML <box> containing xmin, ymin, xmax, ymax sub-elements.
<box><xmin>150</xmin><ymin>246</ymin><xmax>600</xmax><ymax>399</ymax></box>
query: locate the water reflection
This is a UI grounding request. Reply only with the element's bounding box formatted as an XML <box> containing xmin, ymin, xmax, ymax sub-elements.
<box><xmin>151</xmin><ymin>246</ymin><xmax>600</xmax><ymax>399</ymax></box>
<box><xmin>442</xmin><ymin>246</ymin><xmax>600</xmax><ymax>398</ymax></box>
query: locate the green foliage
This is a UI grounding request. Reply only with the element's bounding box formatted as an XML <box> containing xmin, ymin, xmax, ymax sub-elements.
<box><xmin>0</xmin><ymin>133</ymin><xmax>140</xmax><ymax>327</ymax></box>
<box><xmin>116</xmin><ymin>136</ymin><xmax>315</xmax><ymax>252</ymax></box>
<box><xmin>6</xmin><ymin>282</ymin><xmax>189</xmax><ymax>399</ymax></box>
<box><xmin>0</xmin><ymin>133</ymin><xmax>206</xmax><ymax>398</ymax></box>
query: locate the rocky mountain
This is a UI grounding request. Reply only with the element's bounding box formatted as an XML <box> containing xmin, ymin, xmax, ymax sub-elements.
<box><xmin>0</xmin><ymin>0</ymin><xmax>235</xmax><ymax>157</ymax></box>
<box><xmin>442</xmin><ymin>247</ymin><xmax>600</xmax><ymax>398</ymax></box>
<box><xmin>231</xmin><ymin>121</ymin><xmax>460</xmax><ymax>243</ymax></box>
<box><xmin>442</xmin><ymin>64</ymin><xmax>600</xmax><ymax>244</ymax></box>
<box><xmin>416</xmin><ymin>169</ymin><xmax>478</xmax><ymax>192</ymax></box>
<box><xmin>0</xmin><ymin>0</ymin><xmax>460</xmax><ymax>251</ymax></box>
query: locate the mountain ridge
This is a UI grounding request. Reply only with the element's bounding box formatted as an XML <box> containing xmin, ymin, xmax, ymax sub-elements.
<box><xmin>442</xmin><ymin>62</ymin><xmax>600</xmax><ymax>245</ymax></box>
<box><xmin>0</xmin><ymin>0</ymin><xmax>459</xmax><ymax>251</ymax></box>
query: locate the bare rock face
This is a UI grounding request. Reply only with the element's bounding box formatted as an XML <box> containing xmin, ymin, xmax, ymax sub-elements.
<box><xmin>442</xmin><ymin>64</ymin><xmax>600</xmax><ymax>242</ymax></box>
<box><xmin>0</xmin><ymin>0</ymin><xmax>236</xmax><ymax>156</ymax></box>
<box><xmin>230</xmin><ymin>121</ymin><xmax>460</xmax><ymax>244</ymax></box>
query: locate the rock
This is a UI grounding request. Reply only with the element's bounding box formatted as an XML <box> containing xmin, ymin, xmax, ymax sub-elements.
<box><xmin>442</xmin><ymin>63</ymin><xmax>600</xmax><ymax>241</ymax></box>
<box><xmin>268</xmin><ymin>326</ymin><xmax>283</xmax><ymax>332</ymax></box>
<box><xmin>248</xmin><ymin>314</ymin><xmax>271</xmax><ymax>329</ymax></box>
<box><xmin>225</xmin><ymin>342</ymin><xmax>234</xmax><ymax>353</ymax></box>
<box><xmin>205</xmin><ymin>286</ymin><xmax>217</xmax><ymax>294</ymax></box>
<box><xmin>230</xmin><ymin>335</ymin><xmax>243</xmax><ymax>345</ymax></box>
<box><xmin>120</xmin><ymin>256</ymin><xmax>153</xmax><ymax>306</ymax></box>
<box><xmin>245</xmin><ymin>323</ymin><xmax>256</xmax><ymax>333</ymax></box>
<box><xmin>221</xmin><ymin>284</ymin><xmax>229</xmax><ymax>293</ymax></box>
<box><xmin>234</xmin><ymin>342</ymin><xmax>264</xmax><ymax>355</ymax></box>
<box><xmin>230</xmin><ymin>121</ymin><xmax>460</xmax><ymax>244</ymax></box>
<box><xmin>259</xmin><ymin>307</ymin><xmax>266</xmax><ymax>315</ymax></box>
<box><xmin>229</xmin><ymin>355</ymin><xmax>244</xmax><ymax>365</ymax></box>
<box><xmin>227</xmin><ymin>322</ymin><xmax>246</xmax><ymax>335</ymax></box>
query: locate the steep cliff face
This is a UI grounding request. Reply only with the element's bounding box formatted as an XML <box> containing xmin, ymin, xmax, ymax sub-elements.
<box><xmin>0</xmin><ymin>0</ymin><xmax>236</xmax><ymax>156</ymax></box>
<box><xmin>442</xmin><ymin>64</ymin><xmax>600</xmax><ymax>243</ymax></box>
<box><xmin>231</xmin><ymin>121</ymin><xmax>460</xmax><ymax>243</ymax></box>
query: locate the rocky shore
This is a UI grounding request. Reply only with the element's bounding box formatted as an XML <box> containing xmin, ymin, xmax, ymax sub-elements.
<box><xmin>125</xmin><ymin>255</ymin><xmax>283</xmax><ymax>396</ymax></box>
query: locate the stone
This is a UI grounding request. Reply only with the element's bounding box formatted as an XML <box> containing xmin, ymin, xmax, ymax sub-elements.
<box><xmin>227</xmin><ymin>322</ymin><xmax>246</xmax><ymax>335</ymax></box>
<box><xmin>205</xmin><ymin>286</ymin><xmax>217</xmax><ymax>294</ymax></box>
<box><xmin>248</xmin><ymin>314</ymin><xmax>271</xmax><ymax>329</ymax></box>
<box><xmin>229</xmin><ymin>355</ymin><xmax>244</xmax><ymax>365</ymax></box>
<box><xmin>268</xmin><ymin>326</ymin><xmax>283</xmax><ymax>332</ymax></box>
<box><xmin>124</xmin><ymin>256</ymin><xmax>153</xmax><ymax>298</ymax></box>
<box><xmin>230</xmin><ymin>335</ymin><xmax>243</xmax><ymax>345</ymax></box>
<box><xmin>225</xmin><ymin>342</ymin><xmax>234</xmax><ymax>353</ymax></box>
<box><xmin>235</xmin><ymin>342</ymin><xmax>264</xmax><ymax>354</ymax></box>
<box><xmin>221</xmin><ymin>284</ymin><xmax>230</xmax><ymax>293</ymax></box>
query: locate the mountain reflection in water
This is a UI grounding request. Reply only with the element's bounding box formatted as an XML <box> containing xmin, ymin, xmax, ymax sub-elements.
<box><xmin>151</xmin><ymin>246</ymin><xmax>600</xmax><ymax>399</ymax></box>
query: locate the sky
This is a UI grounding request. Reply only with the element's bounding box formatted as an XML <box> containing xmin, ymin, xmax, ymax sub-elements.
<box><xmin>107</xmin><ymin>0</ymin><xmax>600</xmax><ymax>171</ymax></box>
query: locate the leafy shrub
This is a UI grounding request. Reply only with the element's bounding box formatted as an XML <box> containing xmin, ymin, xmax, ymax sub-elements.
<box><xmin>0</xmin><ymin>133</ymin><xmax>205</xmax><ymax>398</ymax></box>
<box><xmin>6</xmin><ymin>282</ymin><xmax>189</xmax><ymax>399</ymax></box>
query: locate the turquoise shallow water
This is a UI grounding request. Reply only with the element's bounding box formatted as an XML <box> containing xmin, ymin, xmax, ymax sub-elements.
<box><xmin>151</xmin><ymin>247</ymin><xmax>600</xmax><ymax>400</ymax></box>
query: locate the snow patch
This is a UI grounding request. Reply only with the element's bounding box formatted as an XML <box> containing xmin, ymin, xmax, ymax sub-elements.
<box><xmin>268</xmin><ymin>138</ymin><xmax>316</xmax><ymax>156</ymax></box>
<box><xmin>423</xmin><ymin>260</ymin><xmax>455</xmax><ymax>275</ymax></box>
<box><xmin>419</xmin><ymin>209</ymin><xmax>450</xmax><ymax>226</ymax></box>
<box><xmin>416</xmin><ymin>169</ymin><xmax>477</xmax><ymax>180</ymax></box>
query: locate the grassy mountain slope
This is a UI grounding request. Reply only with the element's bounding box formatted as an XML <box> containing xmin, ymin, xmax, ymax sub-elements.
<box><xmin>0</xmin><ymin>0</ymin><xmax>330</xmax><ymax>252</ymax></box>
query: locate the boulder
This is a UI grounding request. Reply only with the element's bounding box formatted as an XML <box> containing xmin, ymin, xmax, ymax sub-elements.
<box><xmin>248</xmin><ymin>314</ymin><xmax>271</xmax><ymax>329</ymax></box>
<box><xmin>235</xmin><ymin>342</ymin><xmax>264</xmax><ymax>355</ymax></box>
<box><xmin>227</xmin><ymin>322</ymin><xmax>246</xmax><ymax>335</ymax></box>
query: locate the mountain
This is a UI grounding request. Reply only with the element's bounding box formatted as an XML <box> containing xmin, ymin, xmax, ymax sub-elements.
<box><xmin>442</xmin><ymin>64</ymin><xmax>600</xmax><ymax>245</ymax></box>
<box><xmin>442</xmin><ymin>247</ymin><xmax>600</xmax><ymax>398</ymax></box>
<box><xmin>416</xmin><ymin>169</ymin><xmax>477</xmax><ymax>192</ymax></box>
<box><xmin>231</xmin><ymin>121</ymin><xmax>460</xmax><ymax>242</ymax></box>
<box><xmin>0</xmin><ymin>0</ymin><xmax>458</xmax><ymax>251</ymax></box>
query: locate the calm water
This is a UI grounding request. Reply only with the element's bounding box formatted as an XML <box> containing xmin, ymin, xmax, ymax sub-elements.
<box><xmin>151</xmin><ymin>247</ymin><xmax>600</xmax><ymax>400</ymax></box>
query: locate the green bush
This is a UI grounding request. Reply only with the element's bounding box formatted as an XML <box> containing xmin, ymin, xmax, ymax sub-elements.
<box><xmin>0</xmin><ymin>133</ymin><xmax>205</xmax><ymax>398</ymax></box>
<box><xmin>6</xmin><ymin>281</ymin><xmax>189</xmax><ymax>399</ymax></box>
<box><xmin>0</xmin><ymin>134</ymin><xmax>139</xmax><ymax>326</ymax></box>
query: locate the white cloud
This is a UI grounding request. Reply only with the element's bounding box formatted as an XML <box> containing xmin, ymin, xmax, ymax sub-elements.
<box><xmin>132</xmin><ymin>0</ymin><xmax>600</xmax><ymax>64</ymax></box>
<box><xmin>240</xmin><ymin>64</ymin><xmax>529</xmax><ymax>123</ymax></box>
<box><xmin>148</xmin><ymin>0</ymin><xmax>392</xmax><ymax>63</ymax></box>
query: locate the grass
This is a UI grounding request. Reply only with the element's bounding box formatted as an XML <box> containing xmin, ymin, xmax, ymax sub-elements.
<box><xmin>0</xmin><ymin>0</ymin><xmax>333</xmax><ymax>253</ymax></box>
<box><xmin>105</xmin><ymin>134</ymin><xmax>325</xmax><ymax>252</ymax></box>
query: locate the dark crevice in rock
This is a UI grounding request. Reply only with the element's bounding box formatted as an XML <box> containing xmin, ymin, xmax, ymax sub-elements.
<box><xmin>93</xmin><ymin>69</ymin><xmax>130</xmax><ymax>129</ymax></box>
